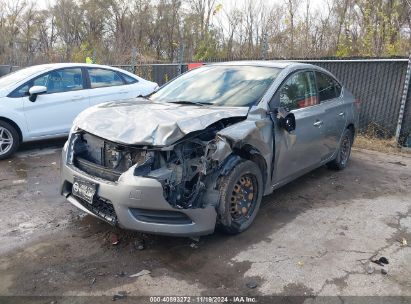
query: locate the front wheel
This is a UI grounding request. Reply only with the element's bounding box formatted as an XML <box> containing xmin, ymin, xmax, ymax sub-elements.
<box><xmin>0</xmin><ymin>121</ymin><xmax>20</xmax><ymax>160</ymax></box>
<box><xmin>217</xmin><ymin>159</ymin><xmax>263</xmax><ymax>234</ymax></box>
<box><xmin>327</xmin><ymin>128</ymin><xmax>353</xmax><ymax>170</ymax></box>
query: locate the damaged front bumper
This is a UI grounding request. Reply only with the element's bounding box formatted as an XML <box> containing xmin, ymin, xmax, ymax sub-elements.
<box><xmin>60</xmin><ymin>143</ymin><xmax>217</xmax><ymax>237</ymax></box>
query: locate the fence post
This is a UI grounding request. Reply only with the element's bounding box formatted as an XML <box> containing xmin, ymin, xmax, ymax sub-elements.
<box><xmin>131</xmin><ymin>47</ymin><xmax>137</xmax><ymax>74</ymax></box>
<box><xmin>395</xmin><ymin>53</ymin><xmax>411</xmax><ymax>144</ymax></box>
<box><xmin>261</xmin><ymin>32</ymin><xmax>268</xmax><ymax>60</ymax></box>
<box><xmin>92</xmin><ymin>49</ymin><xmax>97</xmax><ymax>64</ymax></box>
<box><xmin>178</xmin><ymin>42</ymin><xmax>185</xmax><ymax>75</ymax></box>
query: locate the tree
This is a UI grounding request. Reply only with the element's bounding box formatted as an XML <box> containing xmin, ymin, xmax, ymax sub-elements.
<box><xmin>0</xmin><ymin>0</ymin><xmax>410</xmax><ymax>65</ymax></box>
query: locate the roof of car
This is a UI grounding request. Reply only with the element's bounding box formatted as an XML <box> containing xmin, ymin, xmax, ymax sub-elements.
<box><xmin>208</xmin><ymin>60</ymin><xmax>309</xmax><ymax>69</ymax></box>
<box><xmin>34</xmin><ymin>61</ymin><xmax>313</xmax><ymax>70</ymax></box>
<box><xmin>27</xmin><ymin>63</ymin><xmax>122</xmax><ymax>70</ymax></box>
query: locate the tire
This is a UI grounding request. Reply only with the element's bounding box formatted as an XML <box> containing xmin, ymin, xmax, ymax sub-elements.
<box><xmin>217</xmin><ymin>159</ymin><xmax>263</xmax><ymax>234</ymax></box>
<box><xmin>327</xmin><ymin>128</ymin><xmax>353</xmax><ymax>170</ymax></box>
<box><xmin>0</xmin><ymin>120</ymin><xmax>20</xmax><ymax>160</ymax></box>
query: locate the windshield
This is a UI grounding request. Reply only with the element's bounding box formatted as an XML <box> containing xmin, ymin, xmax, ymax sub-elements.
<box><xmin>150</xmin><ymin>65</ymin><xmax>281</xmax><ymax>107</ymax></box>
<box><xmin>0</xmin><ymin>65</ymin><xmax>50</xmax><ymax>88</ymax></box>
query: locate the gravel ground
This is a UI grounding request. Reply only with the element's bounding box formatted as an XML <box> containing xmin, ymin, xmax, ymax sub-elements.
<box><xmin>0</xmin><ymin>141</ymin><xmax>410</xmax><ymax>301</ymax></box>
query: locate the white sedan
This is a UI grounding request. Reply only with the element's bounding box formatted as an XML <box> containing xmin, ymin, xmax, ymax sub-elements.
<box><xmin>0</xmin><ymin>63</ymin><xmax>158</xmax><ymax>159</ymax></box>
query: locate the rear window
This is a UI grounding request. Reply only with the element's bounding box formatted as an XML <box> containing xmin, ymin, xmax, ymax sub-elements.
<box><xmin>120</xmin><ymin>72</ymin><xmax>138</xmax><ymax>84</ymax></box>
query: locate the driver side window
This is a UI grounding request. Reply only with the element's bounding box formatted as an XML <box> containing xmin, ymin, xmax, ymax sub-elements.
<box><xmin>9</xmin><ymin>68</ymin><xmax>84</xmax><ymax>98</ymax></box>
<box><xmin>280</xmin><ymin>71</ymin><xmax>318</xmax><ymax>110</ymax></box>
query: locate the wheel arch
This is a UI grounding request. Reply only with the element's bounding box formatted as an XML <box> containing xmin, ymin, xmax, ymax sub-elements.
<box><xmin>346</xmin><ymin>123</ymin><xmax>355</xmax><ymax>142</ymax></box>
<box><xmin>0</xmin><ymin>117</ymin><xmax>23</xmax><ymax>142</ymax></box>
<box><xmin>232</xmin><ymin>144</ymin><xmax>268</xmax><ymax>192</ymax></box>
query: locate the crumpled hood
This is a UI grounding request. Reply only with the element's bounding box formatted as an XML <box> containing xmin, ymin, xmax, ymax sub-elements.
<box><xmin>74</xmin><ymin>98</ymin><xmax>249</xmax><ymax>146</ymax></box>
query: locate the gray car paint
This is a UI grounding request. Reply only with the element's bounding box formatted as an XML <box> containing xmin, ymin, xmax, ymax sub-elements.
<box><xmin>61</xmin><ymin>61</ymin><xmax>359</xmax><ymax>236</ymax></box>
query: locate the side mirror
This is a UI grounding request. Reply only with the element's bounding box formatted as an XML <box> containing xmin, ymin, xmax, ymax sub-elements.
<box><xmin>275</xmin><ymin>107</ymin><xmax>296</xmax><ymax>133</ymax></box>
<box><xmin>28</xmin><ymin>86</ymin><xmax>47</xmax><ymax>102</ymax></box>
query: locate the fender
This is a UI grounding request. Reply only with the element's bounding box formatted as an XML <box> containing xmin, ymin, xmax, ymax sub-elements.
<box><xmin>0</xmin><ymin>105</ymin><xmax>28</xmax><ymax>142</ymax></box>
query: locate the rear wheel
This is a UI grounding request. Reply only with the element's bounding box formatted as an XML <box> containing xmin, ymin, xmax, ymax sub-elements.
<box><xmin>327</xmin><ymin>128</ymin><xmax>353</xmax><ymax>170</ymax></box>
<box><xmin>0</xmin><ymin>121</ymin><xmax>20</xmax><ymax>160</ymax></box>
<box><xmin>217</xmin><ymin>160</ymin><xmax>263</xmax><ymax>234</ymax></box>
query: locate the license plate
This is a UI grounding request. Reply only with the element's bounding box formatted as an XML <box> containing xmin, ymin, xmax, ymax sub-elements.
<box><xmin>72</xmin><ymin>177</ymin><xmax>98</xmax><ymax>204</ymax></box>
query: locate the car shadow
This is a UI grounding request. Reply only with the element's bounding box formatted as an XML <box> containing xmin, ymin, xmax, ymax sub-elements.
<box><xmin>18</xmin><ymin>137</ymin><xmax>67</xmax><ymax>152</ymax></box>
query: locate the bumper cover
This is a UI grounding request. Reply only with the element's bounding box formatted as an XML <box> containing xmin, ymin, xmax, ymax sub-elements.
<box><xmin>60</xmin><ymin>148</ymin><xmax>217</xmax><ymax>237</ymax></box>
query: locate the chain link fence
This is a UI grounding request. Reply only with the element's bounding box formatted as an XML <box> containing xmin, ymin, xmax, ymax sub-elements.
<box><xmin>114</xmin><ymin>58</ymin><xmax>411</xmax><ymax>147</ymax></box>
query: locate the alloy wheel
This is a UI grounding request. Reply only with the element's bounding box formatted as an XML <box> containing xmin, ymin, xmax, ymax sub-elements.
<box><xmin>0</xmin><ymin>127</ymin><xmax>14</xmax><ymax>156</ymax></box>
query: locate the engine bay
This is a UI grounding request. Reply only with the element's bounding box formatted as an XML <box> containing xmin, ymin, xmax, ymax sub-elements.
<box><xmin>69</xmin><ymin>119</ymin><xmax>243</xmax><ymax>209</ymax></box>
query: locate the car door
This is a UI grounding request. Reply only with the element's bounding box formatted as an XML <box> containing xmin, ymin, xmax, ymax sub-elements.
<box><xmin>22</xmin><ymin>67</ymin><xmax>89</xmax><ymax>138</ymax></box>
<box><xmin>86</xmin><ymin>68</ymin><xmax>130</xmax><ymax>106</ymax></box>
<box><xmin>315</xmin><ymin>72</ymin><xmax>347</xmax><ymax>159</ymax></box>
<box><xmin>271</xmin><ymin>70</ymin><xmax>328</xmax><ymax>184</ymax></box>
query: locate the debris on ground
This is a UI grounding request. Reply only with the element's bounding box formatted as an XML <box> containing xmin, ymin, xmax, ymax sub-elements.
<box><xmin>129</xmin><ymin>269</ymin><xmax>151</xmax><ymax>278</ymax></box>
<box><xmin>372</xmin><ymin>257</ymin><xmax>389</xmax><ymax>266</ymax></box>
<box><xmin>190</xmin><ymin>242</ymin><xmax>198</xmax><ymax>249</ymax></box>
<box><xmin>297</xmin><ymin>261</ymin><xmax>304</xmax><ymax>267</ymax></box>
<box><xmin>112</xmin><ymin>291</ymin><xmax>127</xmax><ymax>301</ymax></box>
<box><xmin>366</xmin><ymin>263</ymin><xmax>375</xmax><ymax>274</ymax></box>
<box><xmin>381</xmin><ymin>268</ymin><xmax>388</xmax><ymax>275</ymax></box>
<box><xmin>388</xmin><ymin>161</ymin><xmax>406</xmax><ymax>167</ymax></box>
<box><xmin>115</xmin><ymin>271</ymin><xmax>127</xmax><ymax>278</ymax></box>
<box><xmin>90</xmin><ymin>277</ymin><xmax>96</xmax><ymax>287</ymax></box>
<box><xmin>189</xmin><ymin>236</ymin><xmax>200</xmax><ymax>242</ymax></box>
<box><xmin>246</xmin><ymin>280</ymin><xmax>258</xmax><ymax>289</ymax></box>
<box><xmin>400</xmin><ymin>238</ymin><xmax>407</xmax><ymax>246</ymax></box>
<box><xmin>134</xmin><ymin>239</ymin><xmax>145</xmax><ymax>250</ymax></box>
<box><xmin>12</xmin><ymin>179</ymin><xmax>26</xmax><ymax>184</ymax></box>
<box><xmin>372</xmin><ymin>259</ymin><xmax>384</xmax><ymax>266</ymax></box>
<box><xmin>110</xmin><ymin>233</ymin><xmax>119</xmax><ymax>245</ymax></box>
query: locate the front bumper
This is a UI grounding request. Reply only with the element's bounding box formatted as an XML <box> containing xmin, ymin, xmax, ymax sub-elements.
<box><xmin>60</xmin><ymin>145</ymin><xmax>217</xmax><ymax>236</ymax></box>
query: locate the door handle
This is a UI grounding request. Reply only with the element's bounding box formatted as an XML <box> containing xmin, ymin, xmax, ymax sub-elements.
<box><xmin>338</xmin><ymin>112</ymin><xmax>345</xmax><ymax>117</ymax></box>
<box><xmin>313</xmin><ymin>120</ymin><xmax>323</xmax><ymax>127</ymax></box>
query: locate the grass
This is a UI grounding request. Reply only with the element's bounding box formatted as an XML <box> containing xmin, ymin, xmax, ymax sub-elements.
<box><xmin>354</xmin><ymin>135</ymin><xmax>411</xmax><ymax>155</ymax></box>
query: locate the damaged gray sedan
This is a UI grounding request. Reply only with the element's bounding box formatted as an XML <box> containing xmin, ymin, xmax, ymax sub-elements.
<box><xmin>60</xmin><ymin>61</ymin><xmax>359</xmax><ymax>236</ymax></box>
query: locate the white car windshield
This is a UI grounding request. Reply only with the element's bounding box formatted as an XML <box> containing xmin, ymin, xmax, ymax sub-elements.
<box><xmin>150</xmin><ymin>65</ymin><xmax>281</xmax><ymax>107</ymax></box>
<box><xmin>0</xmin><ymin>65</ymin><xmax>50</xmax><ymax>88</ymax></box>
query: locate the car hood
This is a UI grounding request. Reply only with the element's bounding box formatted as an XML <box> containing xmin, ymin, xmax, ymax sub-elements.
<box><xmin>74</xmin><ymin>99</ymin><xmax>249</xmax><ymax>146</ymax></box>
<box><xmin>0</xmin><ymin>88</ymin><xmax>8</xmax><ymax>98</ymax></box>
